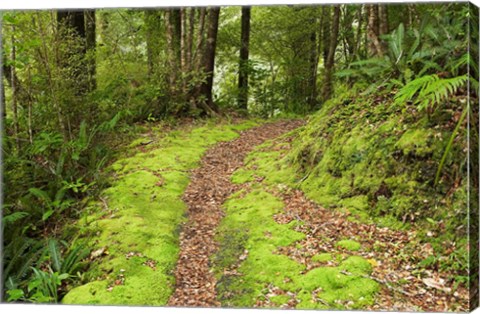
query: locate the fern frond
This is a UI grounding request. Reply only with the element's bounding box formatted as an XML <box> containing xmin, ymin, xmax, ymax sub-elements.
<box><xmin>394</xmin><ymin>74</ymin><xmax>437</xmax><ymax>106</ymax></box>
<box><xmin>2</xmin><ymin>212</ymin><xmax>30</xmax><ymax>225</ymax></box>
<box><xmin>394</xmin><ymin>74</ymin><xmax>467</xmax><ymax>110</ymax></box>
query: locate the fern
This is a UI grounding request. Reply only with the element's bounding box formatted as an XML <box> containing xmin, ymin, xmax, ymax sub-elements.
<box><xmin>394</xmin><ymin>74</ymin><xmax>468</xmax><ymax>111</ymax></box>
<box><xmin>2</xmin><ymin>211</ymin><xmax>30</xmax><ymax>225</ymax></box>
<box><xmin>48</xmin><ymin>239</ymin><xmax>62</xmax><ymax>273</ymax></box>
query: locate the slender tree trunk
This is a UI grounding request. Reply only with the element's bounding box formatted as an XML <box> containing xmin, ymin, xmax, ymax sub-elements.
<box><xmin>307</xmin><ymin>28</ymin><xmax>318</xmax><ymax>110</ymax></box>
<box><xmin>180</xmin><ymin>8</ymin><xmax>188</xmax><ymax>95</ymax></box>
<box><xmin>180</xmin><ymin>8</ymin><xmax>187</xmax><ymax>75</ymax></box>
<box><xmin>1</xmin><ymin>35</ymin><xmax>5</xmax><ymax>120</ymax></box>
<box><xmin>10</xmin><ymin>29</ymin><xmax>20</xmax><ymax>151</ymax></box>
<box><xmin>378</xmin><ymin>4</ymin><xmax>389</xmax><ymax>35</ymax></box>
<box><xmin>84</xmin><ymin>10</ymin><xmax>96</xmax><ymax>91</ymax></box>
<box><xmin>171</xmin><ymin>9</ymin><xmax>182</xmax><ymax>61</ymax></box>
<box><xmin>321</xmin><ymin>5</ymin><xmax>340</xmax><ymax>102</ymax></box>
<box><xmin>367</xmin><ymin>4</ymin><xmax>383</xmax><ymax>57</ymax></box>
<box><xmin>26</xmin><ymin>66</ymin><xmax>33</xmax><ymax>144</ymax></box>
<box><xmin>193</xmin><ymin>8</ymin><xmax>206</xmax><ymax>74</ymax></box>
<box><xmin>238</xmin><ymin>6</ymin><xmax>251</xmax><ymax>111</ymax></box>
<box><xmin>145</xmin><ymin>10</ymin><xmax>162</xmax><ymax>78</ymax></box>
<box><xmin>353</xmin><ymin>5</ymin><xmax>364</xmax><ymax>60</ymax></box>
<box><xmin>165</xmin><ymin>9</ymin><xmax>178</xmax><ymax>95</ymax></box>
<box><xmin>199</xmin><ymin>7</ymin><xmax>220</xmax><ymax>114</ymax></box>
<box><xmin>321</xmin><ymin>6</ymin><xmax>331</xmax><ymax>66</ymax></box>
<box><xmin>189</xmin><ymin>7</ymin><xmax>207</xmax><ymax>112</ymax></box>
<box><xmin>1</xmin><ymin>69</ymin><xmax>5</xmax><ymax>121</ymax></box>
<box><xmin>186</xmin><ymin>8</ymin><xmax>194</xmax><ymax>74</ymax></box>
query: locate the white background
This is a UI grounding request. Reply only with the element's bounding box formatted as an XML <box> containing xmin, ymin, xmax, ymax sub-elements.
<box><xmin>1</xmin><ymin>0</ymin><xmax>479</xmax><ymax>314</ymax></box>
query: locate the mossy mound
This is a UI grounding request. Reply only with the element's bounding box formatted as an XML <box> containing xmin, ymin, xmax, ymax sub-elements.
<box><xmin>312</xmin><ymin>253</ymin><xmax>333</xmax><ymax>263</ymax></box>
<box><xmin>62</xmin><ymin>120</ymin><xmax>258</xmax><ymax>305</ymax></box>
<box><xmin>336</xmin><ymin>240</ymin><xmax>362</xmax><ymax>251</ymax></box>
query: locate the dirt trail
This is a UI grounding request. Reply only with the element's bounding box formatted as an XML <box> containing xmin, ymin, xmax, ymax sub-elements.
<box><xmin>167</xmin><ymin>119</ymin><xmax>304</xmax><ymax>307</ymax></box>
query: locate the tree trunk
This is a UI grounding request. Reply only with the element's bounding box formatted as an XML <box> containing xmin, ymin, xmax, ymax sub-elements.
<box><xmin>145</xmin><ymin>10</ymin><xmax>162</xmax><ymax>78</ymax></box>
<box><xmin>186</xmin><ymin>8</ymin><xmax>195</xmax><ymax>74</ymax></box>
<box><xmin>366</xmin><ymin>4</ymin><xmax>383</xmax><ymax>57</ymax></box>
<box><xmin>238</xmin><ymin>6</ymin><xmax>251</xmax><ymax>111</ymax></box>
<box><xmin>10</xmin><ymin>29</ymin><xmax>20</xmax><ymax>151</ymax></box>
<box><xmin>84</xmin><ymin>9</ymin><xmax>96</xmax><ymax>91</ymax></box>
<box><xmin>321</xmin><ymin>6</ymin><xmax>331</xmax><ymax>66</ymax></box>
<box><xmin>378</xmin><ymin>4</ymin><xmax>389</xmax><ymax>36</ymax></box>
<box><xmin>180</xmin><ymin>8</ymin><xmax>187</xmax><ymax>75</ymax></box>
<box><xmin>198</xmin><ymin>7</ymin><xmax>220</xmax><ymax>114</ymax></box>
<box><xmin>353</xmin><ymin>5</ymin><xmax>364</xmax><ymax>60</ymax></box>
<box><xmin>1</xmin><ymin>35</ymin><xmax>6</xmax><ymax>120</ymax></box>
<box><xmin>165</xmin><ymin>9</ymin><xmax>178</xmax><ymax>95</ymax></box>
<box><xmin>307</xmin><ymin>28</ymin><xmax>318</xmax><ymax>109</ymax></box>
<box><xmin>57</xmin><ymin>10</ymin><xmax>93</xmax><ymax>94</ymax></box>
<box><xmin>189</xmin><ymin>8</ymin><xmax>207</xmax><ymax>112</ymax></box>
<box><xmin>321</xmin><ymin>5</ymin><xmax>340</xmax><ymax>102</ymax></box>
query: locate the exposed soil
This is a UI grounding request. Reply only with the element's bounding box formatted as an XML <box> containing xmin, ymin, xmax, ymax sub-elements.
<box><xmin>167</xmin><ymin>119</ymin><xmax>304</xmax><ymax>307</ymax></box>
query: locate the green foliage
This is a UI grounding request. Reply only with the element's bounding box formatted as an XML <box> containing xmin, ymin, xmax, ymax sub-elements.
<box><xmin>394</xmin><ymin>74</ymin><xmax>467</xmax><ymax>111</ymax></box>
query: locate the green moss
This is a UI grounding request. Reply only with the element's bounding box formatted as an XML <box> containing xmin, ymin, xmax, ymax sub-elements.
<box><xmin>214</xmin><ymin>189</ymin><xmax>305</xmax><ymax>307</ymax></box>
<box><xmin>214</xmin><ymin>187</ymin><xmax>379</xmax><ymax>310</ymax></box>
<box><xmin>395</xmin><ymin>128</ymin><xmax>434</xmax><ymax>157</ymax></box>
<box><xmin>312</xmin><ymin>253</ymin><xmax>333</xmax><ymax>263</ymax></box>
<box><xmin>336</xmin><ymin>240</ymin><xmax>362</xmax><ymax>251</ymax></box>
<box><xmin>270</xmin><ymin>294</ymin><xmax>291</xmax><ymax>306</ymax></box>
<box><xmin>340</xmin><ymin>256</ymin><xmax>373</xmax><ymax>275</ymax></box>
<box><xmin>63</xmin><ymin>120</ymin><xmax>258</xmax><ymax>305</ymax></box>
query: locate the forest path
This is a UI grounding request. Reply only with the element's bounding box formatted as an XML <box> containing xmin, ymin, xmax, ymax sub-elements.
<box><xmin>209</xmin><ymin>134</ymin><xmax>469</xmax><ymax>312</ymax></box>
<box><xmin>167</xmin><ymin>119</ymin><xmax>304</xmax><ymax>307</ymax></box>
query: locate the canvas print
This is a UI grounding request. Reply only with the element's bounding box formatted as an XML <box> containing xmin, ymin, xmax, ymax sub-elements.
<box><xmin>0</xmin><ymin>1</ymin><xmax>479</xmax><ymax>312</ymax></box>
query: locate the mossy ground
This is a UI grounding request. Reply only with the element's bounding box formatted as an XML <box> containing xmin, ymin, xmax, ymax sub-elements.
<box><xmin>214</xmin><ymin>131</ymin><xmax>380</xmax><ymax>309</ymax></box>
<box><xmin>62</xmin><ymin>119</ymin><xmax>259</xmax><ymax>305</ymax></box>
<box><xmin>214</xmin><ymin>186</ymin><xmax>379</xmax><ymax>310</ymax></box>
<box><xmin>214</xmin><ymin>88</ymin><xmax>469</xmax><ymax>309</ymax></box>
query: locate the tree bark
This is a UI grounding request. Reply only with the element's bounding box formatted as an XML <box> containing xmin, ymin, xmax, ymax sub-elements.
<box><xmin>145</xmin><ymin>10</ymin><xmax>162</xmax><ymax>78</ymax></box>
<box><xmin>378</xmin><ymin>4</ymin><xmax>389</xmax><ymax>36</ymax></box>
<box><xmin>84</xmin><ymin>9</ymin><xmax>96</xmax><ymax>91</ymax></box>
<box><xmin>165</xmin><ymin>9</ymin><xmax>178</xmax><ymax>95</ymax></box>
<box><xmin>198</xmin><ymin>7</ymin><xmax>220</xmax><ymax>114</ymax></box>
<box><xmin>180</xmin><ymin>8</ymin><xmax>187</xmax><ymax>75</ymax></box>
<box><xmin>352</xmin><ymin>5</ymin><xmax>364</xmax><ymax>60</ymax></box>
<box><xmin>321</xmin><ymin>6</ymin><xmax>331</xmax><ymax>66</ymax></box>
<box><xmin>321</xmin><ymin>5</ymin><xmax>340</xmax><ymax>102</ymax></box>
<box><xmin>186</xmin><ymin>8</ymin><xmax>195</xmax><ymax>74</ymax></box>
<box><xmin>10</xmin><ymin>29</ymin><xmax>20</xmax><ymax>151</ymax></box>
<box><xmin>238</xmin><ymin>6</ymin><xmax>251</xmax><ymax>111</ymax></box>
<box><xmin>1</xmin><ymin>36</ymin><xmax>6</xmax><ymax>120</ymax></box>
<box><xmin>366</xmin><ymin>4</ymin><xmax>383</xmax><ymax>57</ymax></box>
<box><xmin>307</xmin><ymin>28</ymin><xmax>318</xmax><ymax>109</ymax></box>
<box><xmin>188</xmin><ymin>8</ymin><xmax>207</xmax><ymax>112</ymax></box>
<box><xmin>193</xmin><ymin>8</ymin><xmax>206</xmax><ymax>74</ymax></box>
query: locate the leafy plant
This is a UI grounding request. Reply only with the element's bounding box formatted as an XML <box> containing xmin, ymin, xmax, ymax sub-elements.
<box><xmin>393</xmin><ymin>74</ymin><xmax>468</xmax><ymax>111</ymax></box>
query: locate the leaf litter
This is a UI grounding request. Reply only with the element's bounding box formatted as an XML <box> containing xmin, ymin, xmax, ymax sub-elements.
<box><xmin>167</xmin><ymin>119</ymin><xmax>304</xmax><ymax>307</ymax></box>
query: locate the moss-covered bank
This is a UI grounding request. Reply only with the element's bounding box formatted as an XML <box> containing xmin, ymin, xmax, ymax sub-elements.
<box><xmin>62</xmin><ymin>120</ymin><xmax>258</xmax><ymax>305</ymax></box>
